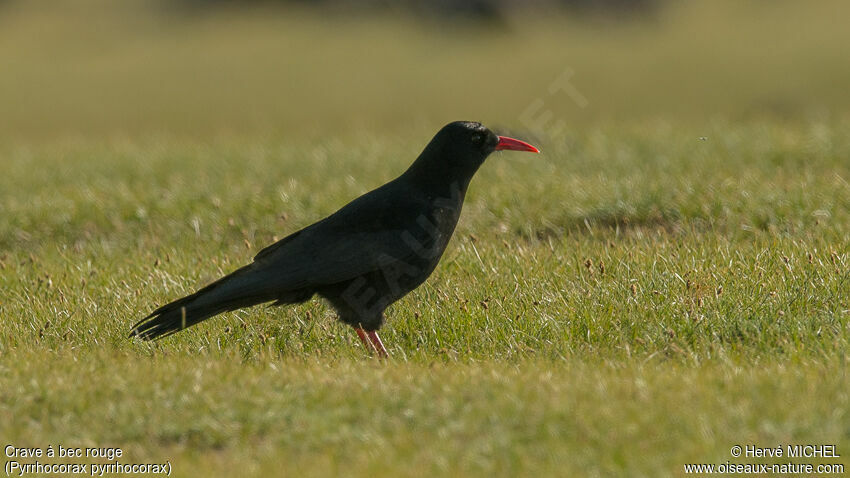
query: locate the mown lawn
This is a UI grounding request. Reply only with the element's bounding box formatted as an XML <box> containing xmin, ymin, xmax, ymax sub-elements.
<box><xmin>1</xmin><ymin>120</ymin><xmax>848</xmax><ymax>476</ymax></box>
<box><xmin>2</xmin><ymin>0</ymin><xmax>850</xmax><ymax>475</ymax></box>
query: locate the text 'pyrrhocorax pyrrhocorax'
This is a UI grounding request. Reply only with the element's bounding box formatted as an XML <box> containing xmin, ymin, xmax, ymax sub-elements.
<box><xmin>130</xmin><ymin>121</ymin><xmax>539</xmax><ymax>356</ymax></box>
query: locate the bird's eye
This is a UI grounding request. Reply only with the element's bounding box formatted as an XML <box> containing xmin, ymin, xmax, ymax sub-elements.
<box><xmin>471</xmin><ymin>133</ymin><xmax>483</xmax><ymax>144</ymax></box>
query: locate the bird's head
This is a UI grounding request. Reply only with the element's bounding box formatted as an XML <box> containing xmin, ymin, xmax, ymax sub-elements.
<box><xmin>410</xmin><ymin>121</ymin><xmax>539</xmax><ymax>185</ymax></box>
<box><xmin>442</xmin><ymin>120</ymin><xmax>539</xmax><ymax>158</ymax></box>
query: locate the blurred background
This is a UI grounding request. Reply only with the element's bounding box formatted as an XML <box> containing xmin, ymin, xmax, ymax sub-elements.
<box><xmin>1</xmin><ymin>0</ymin><xmax>848</xmax><ymax>140</ymax></box>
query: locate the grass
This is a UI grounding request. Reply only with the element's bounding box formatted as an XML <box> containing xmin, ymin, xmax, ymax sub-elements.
<box><xmin>4</xmin><ymin>354</ymin><xmax>849</xmax><ymax>477</ymax></box>
<box><xmin>2</xmin><ymin>122</ymin><xmax>848</xmax><ymax>476</ymax></box>
<box><xmin>2</xmin><ymin>1</ymin><xmax>850</xmax><ymax>476</ymax></box>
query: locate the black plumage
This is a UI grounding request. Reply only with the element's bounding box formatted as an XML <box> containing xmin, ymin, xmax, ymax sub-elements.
<box><xmin>129</xmin><ymin>121</ymin><xmax>538</xmax><ymax>355</ymax></box>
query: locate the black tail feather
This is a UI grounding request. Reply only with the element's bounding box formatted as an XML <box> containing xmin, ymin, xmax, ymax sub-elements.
<box><xmin>130</xmin><ymin>264</ymin><xmax>272</xmax><ymax>340</ymax></box>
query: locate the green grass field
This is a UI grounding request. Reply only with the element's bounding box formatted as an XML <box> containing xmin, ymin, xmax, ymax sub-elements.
<box><xmin>2</xmin><ymin>1</ymin><xmax>850</xmax><ymax>476</ymax></box>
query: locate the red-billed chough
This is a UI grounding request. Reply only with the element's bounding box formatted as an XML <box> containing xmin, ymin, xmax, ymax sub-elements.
<box><xmin>129</xmin><ymin>121</ymin><xmax>539</xmax><ymax>356</ymax></box>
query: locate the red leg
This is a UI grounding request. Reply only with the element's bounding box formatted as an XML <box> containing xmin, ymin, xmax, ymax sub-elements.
<box><xmin>355</xmin><ymin>328</ymin><xmax>373</xmax><ymax>354</ymax></box>
<box><xmin>366</xmin><ymin>330</ymin><xmax>389</xmax><ymax>358</ymax></box>
<box><xmin>354</xmin><ymin>328</ymin><xmax>389</xmax><ymax>358</ymax></box>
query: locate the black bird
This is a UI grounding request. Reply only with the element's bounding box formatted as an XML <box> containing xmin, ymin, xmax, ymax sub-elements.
<box><xmin>130</xmin><ymin>121</ymin><xmax>539</xmax><ymax>356</ymax></box>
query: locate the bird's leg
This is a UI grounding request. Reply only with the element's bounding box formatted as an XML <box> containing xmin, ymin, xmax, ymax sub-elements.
<box><xmin>366</xmin><ymin>330</ymin><xmax>389</xmax><ymax>358</ymax></box>
<box><xmin>353</xmin><ymin>327</ymin><xmax>389</xmax><ymax>358</ymax></box>
<box><xmin>355</xmin><ymin>328</ymin><xmax>375</xmax><ymax>355</ymax></box>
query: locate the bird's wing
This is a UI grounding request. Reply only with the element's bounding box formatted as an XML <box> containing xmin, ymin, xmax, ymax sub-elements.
<box><xmin>253</xmin><ymin>228</ymin><xmax>305</xmax><ymax>262</ymax></box>
<box><xmin>252</xmin><ymin>225</ymin><xmax>440</xmax><ymax>290</ymax></box>
<box><xmin>250</xmin><ymin>178</ymin><xmax>452</xmax><ymax>291</ymax></box>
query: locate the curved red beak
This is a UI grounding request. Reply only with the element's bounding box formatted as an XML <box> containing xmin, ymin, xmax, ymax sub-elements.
<box><xmin>495</xmin><ymin>136</ymin><xmax>540</xmax><ymax>153</ymax></box>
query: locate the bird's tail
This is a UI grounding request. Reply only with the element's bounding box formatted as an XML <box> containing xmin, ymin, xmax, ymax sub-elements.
<box><xmin>129</xmin><ymin>264</ymin><xmax>274</xmax><ymax>340</ymax></box>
